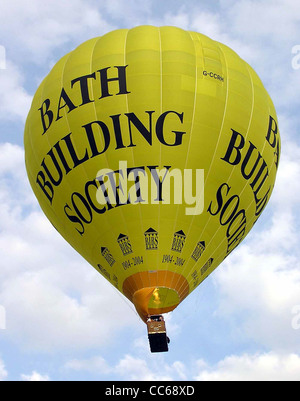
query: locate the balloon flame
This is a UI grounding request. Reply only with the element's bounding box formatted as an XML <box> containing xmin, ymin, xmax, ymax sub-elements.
<box><xmin>153</xmin><ymin>288</ymin><xmax>160</xmax><ymax>305</ymax></box>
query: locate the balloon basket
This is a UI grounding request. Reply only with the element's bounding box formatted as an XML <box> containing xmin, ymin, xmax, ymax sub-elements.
<box><xmin>146</xmin><ymin>315</ymin><xmax>170</xmax><ymax>353</ymax></box>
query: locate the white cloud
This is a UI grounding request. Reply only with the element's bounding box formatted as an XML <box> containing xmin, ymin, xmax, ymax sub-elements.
<box><xmin>148</xmin><ymin>1</ymin><xmax>300</xmax><ymax>114</ymax></box>
<box><xmin>102</xmin><ymin>0</ymin><xmax>151</xmax><ymax>25</ymax></box>
<box><xmin>271</xmin><ymin>138</ymin><xmax>300</xmax><ymax>210</ymax></box>
<box><xmin>0</xmin><ymin>1</ymin><xmax>117</xmax><ymax>123</ymax></box>
<box><xmin>222</xmin><ymin>0</ymin><xmax>300</xmax><ymax>44</ymax></box>
<box><xmin>64</xmin><ymin>356</ymin><xmax>111</xmax><ymax>375</ymax></box>
<box><xmin>0</xmin><ymin>142</ymin><xmax>138</xmax><ymax>352</ymax></box>
<box><xmin>215</xmin><ymin>243</ymin><xmax>300</xmax><ymax>349</ymax></box>
<box><xmin>113</xmin><ymin>351</ymin><xmax>300</xmax><ymax>381</ymax></box>
<box><xmin>21</xmin><ymin>371</ymin><xmax>50</xmax><ymax>381</ymax></box>
<box><xmin>213</xmin><ymin>137</ymin><xmax>300</xmax><ymax>352</ymax></box>
<box><xmin>63</xmin><ymin>349</ymin><xmax>300</xmax><ymax>381</ymax></box>
<box><xmin>64</xmin><ymin>353</ymin><xmax>175</xmax><ymax>381</ymax></box>
<box><xmin>115</xmin><ymin>354</ymin><xmax>172</xmax><ymax>381</ymax></box>
<box><xmin>0</xmin><ymin>239</ymin><xmax>138</xmax><ymax>352</ymax></box>
<box><xmin>195</xmin><ymin>352</ymin><xmax>300</xmax><ymax>381</ymax></box>
<box><xmin>0</xmin><ymin>0</ymin><xmax>114</xmax><ymax>64</ymax></box>
<box><xmin>0</xmin><ymin>358</ymin><xmax>8</xmax><ymax>381</ymax></box>
<box><xmin>0</xmin><ymin>62</ymin><xmax>32</xmax><ymax>122</ymax></box>
<box><xmin>171</xmin><ymin>361</ymin><xmax>188</xmax><ymax>381</ymax></box>
<box><xmin>0</xmin><ymin>142</ymin><xmax>25</xmax><ymax>176</ymax></box>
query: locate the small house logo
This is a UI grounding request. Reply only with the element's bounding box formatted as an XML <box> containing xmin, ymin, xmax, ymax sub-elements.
<box><xmin>191</xmin><ymin>241</ymin><xmax>206</xmax><ymax>262</ymax></box>
<box><xmin>117</xmin><ymin>233</ymin><xmax>133</xmax><ymax>256</ymax></box>
<box><xmin>201</xmin><ymin>258</ymin><xmax>214</xmax><ymax>276</ymax></box>
<box><xmin>113</xmin><ymin>274</ymin><xmax>119</xmax><ymax>289</ymax></box>
<box><xmin>144</xmin><ymin>228</ymin><xmax>158</xmax><ymax>250</ymax></box>
<box><xmin>101</xmin><ymin>247</ymin><xmax>116</xmax><ymax>267</ymax></box>
<box><xmin>97</xmin><ymin>263</ymin><xmax>111</xmax><ymax>280</ymax></box>
<box><xmin>191</xmin><ymin>270</ymin><xmax>199</xmax><ymax>288</ymax></box>
<box><xmin>171</xmin><ymin>230</ymin><xmax>186</xmax><ymax>253</ymax></box>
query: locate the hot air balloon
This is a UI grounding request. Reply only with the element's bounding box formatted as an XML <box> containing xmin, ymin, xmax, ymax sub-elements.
<box><xmin>24</xmin><ymin>26</ymin><xmax>280</xmax><ymax>353</ymax></box>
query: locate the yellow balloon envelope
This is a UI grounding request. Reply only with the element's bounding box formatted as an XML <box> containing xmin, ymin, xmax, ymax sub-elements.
<box><xmin>24</xmin><ymin>26</ymin><xmax>281</xmax><ymax>323</ymax></box>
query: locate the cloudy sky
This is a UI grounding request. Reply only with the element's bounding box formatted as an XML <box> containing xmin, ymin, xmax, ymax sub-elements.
<box><xmin>0</xmin><ymin>0</ymin><xmax>300</xmax><ymax>381</ymax></box>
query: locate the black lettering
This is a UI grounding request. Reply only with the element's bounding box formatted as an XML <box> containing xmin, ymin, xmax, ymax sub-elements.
<box><xmin>110</xmin><ymin>114</ymin><xmax>126</xmax><ymax>150</ymax></box>
<box><xmin>208</xmin><ymin>184</ymin><xmax>247</xmax><ymax>255</ymax></box>
<box><xmin>85</xmin><ymin>180</ymin><xmax>106</xmax><ymax>214</ymax></box>
<box><xmin>71</xmin><ymin>192</ymin><xmax>93</xmax><ymax>224</ymax></box>
<box><xmin>274</xmin><ymin>139</ymin><xmax>280</xmax><ymax>170</ymax></box>
<box><xmin>126</xmin><ymin>111</ymin><xmax>155</xmax><ymax>147</ymax></box>
<box><xmin>71</xmin><ymin>73</ymin><xmax>96</xmax><ymax>105</ymax></box>
<box><xmin>226</xmin><ymin>209</ymin><xmax>246</xmax><ymax>241</ymax></box>
<box><xmin>41</xmin><ymin>148</ymin><xmax>63</xmax><ymax>187</ymax></box>
<box><xmin>220</xmin><ymin>195</ymin><xmax>240</xmax><ymax>226</ymax></box>
<box><xmin>39</xmin><ymin>99</ymin><xmax>53</xmax><ymax>135</ymax></box>
<box><xmin>53</xmin><ymin>140</ymin><xmax>72</xmax><ymax>175</ymax></box>
<box><xmin>241</xmin><ymin>142</ymin><xmax>263</xmax><ymax>180</ymax></box>
<box><xmin>227</xmin><ymin>227</ymin><xmax>246</xmax><ymax>253</ymax></box>
<box><xmin>98</xmin><ymin>66</ymin><xmax>130</xmax><ymax>99</ymax></box>
<box><xmin>221</xmin><ymin>129</ymin><xmax>245</xmax><ymax>165</ymax></box>
<box><xmin>56</xmin><ymin>88</ymin><xmax>77</xmax><ymax>121</ymax></box>
<box><xmin>83</xmin><ymin>121</ymin><xmax>111</xmax><ymax>157</ymax></box>
<box><xmin>36</xmin><ymin>171</ymin><xmax>54</xmax><ymax>204</ymax></box>
<box><xmin>127</xmin><ymin>167</ymin><xmax>147</xmax><ymax>203</ymax></box>
<box><xmin>266</xmin><ymin>116</ymin><xmax>278</xmax><ymax>148</ymax></box>
<box><xmin>96</xmin><ymin>178</ymin><xmax>114</xmax><ymax>211</ymax></box>
<box><xmin>250</xmin><ymin>159</ymin><xmax>269</xmax><ymax>193</ymax></box>
<box><xmin>62</xmin><ymin>132</ymin><xmax>89</xmax><ymax>168</ymax></box>
<box><xmin>207</xmin><ymin>183</ymin><xmax>231</xmax><ymax>216</ymax></box>
<box><xmin>148</xmin><ymin>166</ymin><xmax>171</xmax><ymax>202</ymax></box>
<box><xmin>254</xmin><ymin>186</ymin><xmax>271</xmax><ymax>217</ymax></box>
<box><xmin>156</xmin><ymin>111</ymin><xmax>186</xmax><ymax>146</ymax></box>
<box><xmin>64</xmin><ymin>203</ymin><xmax>85</xmax><ymax>236</ymax></box>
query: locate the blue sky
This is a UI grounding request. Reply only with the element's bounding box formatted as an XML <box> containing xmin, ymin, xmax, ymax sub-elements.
<box><xmin>0</xmin><ymin>0</ymin><xmax>300</xmax><ymax>381</ymax></box>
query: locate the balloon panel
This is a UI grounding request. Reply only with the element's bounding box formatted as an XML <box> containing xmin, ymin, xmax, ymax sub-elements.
<box><xmin>24</xmin><ymin>26</ymin><xmax>280</xmax><ymax>321</ymax></box>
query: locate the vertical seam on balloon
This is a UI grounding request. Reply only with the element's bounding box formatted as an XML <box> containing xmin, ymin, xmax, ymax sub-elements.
<box><xmin>175</xmin><ymin>35</ymin><xmax>231</xmax><ymax>298</ymax></box>
<box><xmin>61</xmin><ymin>42</ymin><xmax>109</xmax><ymax>271</ymax></box>
<box><xmin>27</xmin><ymin>71</ymin><xmax>52</xmax><ymax>169</ymax></box>
<box><xmin>195</xmin><ymin>58</ymin><xmax>256</xmax><ymax>267</ymax></box>
<box><xmin>157</xmin><ymin>26</ymin><xmax>163</xmax><ymax>297</ymax></box>
<box><xmin>184</xmin><ymin>58</ymin><xmax>278</xmax><ymax>292</ymax></box>
<box><xmin>26</xmin><ymin>76</ymin><xmax>48</xmax><ymax>200</ymax></box>
<box><xmin>88</xmin><ymin>37</ymin><xmax>123</xmax><ymax>291</ymax></box>
<box><xmin>44</xmin><ymin>52</ymin><xmax>77</xmax><ymax>241</ymax></box>
<box><xmin>202</xmin><ymin>44</ymin><xmax>229</xmax><ymax>196</ymax></box>
<box><xmin>199</xmin><ymin>62</ymin><xmax>269</xmax><ymax>265</ymax></box>
<box><xmin>189</xmin><ymin>152</ymin><xmax>279</xmax><ymax>292</ymax></box>
<box><xmin>124</xmin><ymin>28</ymin><xmax>151</xmax><ymax>304</ymax></box>
<box><xmin>184</xmin><ymin>50</ymin><xmax>256</xmax><ymax>292</ymax></box>
<box><xmin>89</xmin><ymin>36</ymin><xmax>115</xmax><ymax>250</ymax></box>
<box><xmin>180</xmin><ymin>44</ymin><xmax>253</xmax><ymax>294</ymax></box>
<box><xmin>169</xmin><ymin>30</ymin><xmax>199</xmax><ymax>308</ymax></box>
<box><xmin>26</xmin><ymin>57</ymin><xmax>70</xmax><ymax>239</ymax></box>
<box><xmin>191</xmin><ymin>148</ymin><xmax>279</xmax><ymax>293</ymax></box>
<box><xmin>172</xmin><ymin>31</ymin><xmax>199</xmax><ymax>237</ymax></box>
<box><xmin>79</xmin><ymin>39</ymin><xmax>121</xmax><ymax>271</ymax></box>
<box><xmin>122</xmin><ymin>28</ymin><xmax>147</xmax><ymax>305</ymax></box>
<box><xmin>84</xmin><ymin>34</ymin><xmax>137</xmax><ymax>314</ymax></box>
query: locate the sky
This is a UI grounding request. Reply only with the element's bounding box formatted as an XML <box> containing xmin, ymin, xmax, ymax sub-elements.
<box><xmin>0</xmin><ymin>0</ymin><xmax>300</xmax><ymax>382</ymax></box>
